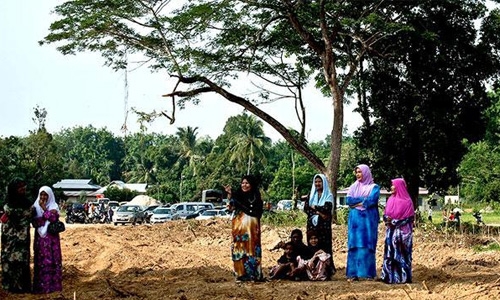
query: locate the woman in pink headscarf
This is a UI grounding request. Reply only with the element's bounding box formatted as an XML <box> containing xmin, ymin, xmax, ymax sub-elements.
<box><xmin>380</xmin><ymin>178</ymin><xmax>415</xmax><ymax>284</ymax></box>
<box><xmin>346</xmin><ymin>164</ymin><xmax>380</xmax><ymax>281</ymax></box>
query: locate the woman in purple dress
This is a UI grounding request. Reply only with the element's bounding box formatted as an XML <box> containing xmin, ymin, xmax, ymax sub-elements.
<box><xmin>380</xmin><ymin>178</ymin><xmax>415</xmax><ymax>283</ymax></box>
<box><xmin>32</xmin><ymin>186</ymin><xmax>62</xmax><ymax>293</ymax></box>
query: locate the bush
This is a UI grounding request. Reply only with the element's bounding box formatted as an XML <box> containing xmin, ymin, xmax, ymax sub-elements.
<box><xmin>261</xmin><ymin>210</ymin><xmax>308</xmax><ymax>227</ymax></box>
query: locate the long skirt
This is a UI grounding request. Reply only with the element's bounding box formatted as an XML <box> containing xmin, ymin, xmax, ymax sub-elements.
<box><xmin>33</xmin><ymin>233</ymin><xmax>63</xmax><ymax>293</ymax></box>
<box><xmin>346</xmin><ymin>247</ymin><xmax>377</xmax><ymax>279</ymax></box>
<box><xmin>380</xmin><ymin>222</ymin><xmax>413</xmax><ymax>284</ymax></box>
<box><xmin>231</xmin><ymin>211</ymin><xmax>262</xmax><ymax>281</ymax></box>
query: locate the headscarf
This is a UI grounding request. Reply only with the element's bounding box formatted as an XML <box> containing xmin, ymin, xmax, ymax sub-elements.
<box><xmin>308</xmin><ymin>174</ymin><xmax>333</xmax><ymax>226</ymax></box>
<box><xmin>33</xmin><ymin>186</ymin><xmax>59</xmax><ymax>238</ymax></box>
<box><xmin>232</xmin><ymin>174</ymin><xmax>263</xmax><ymax>218</ymax></box>
<box><xmin>6</xmin><ymin>178</ymin><xmax>32</xmax><ymax>209</ymax></box>
<box><xmin>384</xmin><ymin>178</ymin><xmax>415</xmax><ymax>220</ymax></box>
<box><xmin>347</xmin><ymin>164</ymin><xmax>376</xmax><ymax>198</ymax></box>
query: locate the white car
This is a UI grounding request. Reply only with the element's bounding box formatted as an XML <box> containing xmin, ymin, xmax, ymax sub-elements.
<box><xmin>277</xmin><ymin>200</ymin><xmax>293</xmax><ymax>211</ymax></box>
<box><xmin>195</xmin><ymin>209</ymin><xmax>230</xmax><ymax>220</ymax></box>
<box><xmin>150</xmin><ymin>207</ymin><xmax>180</xmax><ymax>224</ymax></box>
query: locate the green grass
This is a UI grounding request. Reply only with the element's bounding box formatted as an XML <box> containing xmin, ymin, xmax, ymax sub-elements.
<box><xmin>473</xmin><ymin>242</ymin><xmax>500</xmax><ymax>252</ymax></box>
<box><xmin>429</xmin><ymin>210</ymin><xmax>500</xmax><ymax>226</ymax></box>
<box><xmin>261</xmin><ymin>210</ymin><xmax>308</xmax><ymax>227</ymax></box>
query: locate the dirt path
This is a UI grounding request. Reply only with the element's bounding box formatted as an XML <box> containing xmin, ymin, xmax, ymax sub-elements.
<box><xmin>1</xmin><ymin>220</ymin><xmax>499</xmax><ymax>299</ymax></box>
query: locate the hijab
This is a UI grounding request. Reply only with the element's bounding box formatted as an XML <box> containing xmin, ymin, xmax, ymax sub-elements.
<box><xmin>347</xmin><ymin>164</ymin><xmax>376</xmax><ymax>198</ymax></box>
<box><xmin>384</xmin><ymin>178</ymin><xmax>415</xmax><ymax>220</ymax></box>
<box><xmin>232</xmin><ymin>174</ymin><xmax>263</xmax><ymax>218</ymax></box>
<box><xmin>233</xmin><ymin>174</ymin><xmax>260</xmax><ymax>201</ymax></box>
<box><xmin>6</xmin><ymin>178</ymin><xmax>32</xmax><ymax>209</ymax></box>
<box><xmin>308</xmin><ymin>174</ymin><xmax>333</xmax><ymax>226</ymax></box>
<box><xmin>308</xmin><ymin>174</ymin><xmax>333</xmax><ymax>206</ymax></box>
<box><xmin>33</xmin><ymin>186</ymin><xmax>59</xmax><ymax>238</ymax></box>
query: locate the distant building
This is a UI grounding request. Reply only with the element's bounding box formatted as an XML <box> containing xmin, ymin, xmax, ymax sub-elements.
<box><xmin>336</xmin><ymin>187</ymin><xmax>430</xmax><ymax>211</ymax></box>
<box><xmin>52</xmin><ymin>179</ymin><xmax>101</xmax><ymax>203</ymax></box>
<box><xmin>444</xmin><ymin>195</ymin><xmax>460</xmax><ymax>204</ymax></box>
<box><xmin>91</xmin><ymin>180</ymin><xmax>147</xmax><ymax>195</ymax></box>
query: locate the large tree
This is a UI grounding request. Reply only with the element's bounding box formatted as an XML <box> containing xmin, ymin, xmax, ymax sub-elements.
<box><xmin>355</xmin><ymin>2</ymin><xmax>500</xmax><ymax>203</ymax></box>
<box><xmin>41</xmin><ymin>0</ymin><xmax>500</xmax><ymax>217</ymax></box>
<box><xmin>40</xmin><ymin>0</ymin><xmax>412</xmax><ymax>215</ymax></box>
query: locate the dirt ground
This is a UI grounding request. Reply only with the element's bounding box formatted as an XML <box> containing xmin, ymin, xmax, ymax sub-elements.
<box><xmin>1</xmin><ymin>219</ymin><xmax>499</xmax><ymax>300</ymax></box>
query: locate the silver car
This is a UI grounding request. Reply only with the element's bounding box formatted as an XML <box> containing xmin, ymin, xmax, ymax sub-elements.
<box><xmin>150</xmin><ymin>207</ymin><xmax>180</xmax><ymax>224</ymax></box>
<box><xmin>112</xmin><ymin>204</ymin><xmax>146</xmax><ymax>225</ymax></box>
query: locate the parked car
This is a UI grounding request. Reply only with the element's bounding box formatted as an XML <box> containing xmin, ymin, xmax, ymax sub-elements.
<box><xmin>108</xmin><ymin>201</ymin><xmax>120</xmax><ymax>212</ymax></box>
<box><xmin>297</xmin><ymin>200</ymin><xmax>305</xmax><ymax>210</ymax></box>
<box><xmin>143</xmin><ymin>205</ymin><xmax>160</xmax><ymax>223</ymax></box>
<box><xmin>195</xmin><ymin>209</ymin><xmax>231</xmax><ymax>220</ymax></box>
<box><xmin>277</xmin><ymin>200</ymin><xmax>293</xmax><ymax>211</ymax></box>
<box><xmin>150</xmin><ymin>207</ymin><xmax>180</xmax><ymax>224</ymax></box>
<box><xmin>170</xmin><ymin>202</ymin><xmax>215</xmax><ymax>219</ymax></box>
<box><xmin>184</xmin><ymin>208</ymin><xmax>208</xmax><ymax>220</ymax></box>
<box><xmin>112</xmin><ymin>204</ymin><xmax>146</xmax><ymax>225</ymax></box>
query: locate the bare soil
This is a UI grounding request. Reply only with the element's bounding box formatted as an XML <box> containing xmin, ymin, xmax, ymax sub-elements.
<box><xmin>1</xmin><ymin>219</ymin><xmax>499</xmax><ymax>300</ymax></box>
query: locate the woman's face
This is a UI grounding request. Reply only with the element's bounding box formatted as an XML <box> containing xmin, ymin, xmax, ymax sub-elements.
<box><xmin>390</xmin><ymin>184</ymin><xmax>395</xmax><ymax>194</ymax></box>
<box><xmin>355</xmin><ymin>168</ymin><xmax>363</xmax><ymax>182</ymax></box>
<box><xmin>16</xmin><ymin>184</ymin><xmax>27</xmax><ymax>196</ymax></box>
<box><xmin>241</xmin><ymin>179</ymin><xmax>252</xmax><ymax>192</ymax></box>
<box><xmin>309</xmin><ymin>235</ymin><xmax>319</xmax><ymax>247</ymax></box>
<box><xmin>314</xmin><ymin>177</ymin><xmax>323</xmax><ymax>191</ymax></box>
<box><xmin>39</xmin><ymin>191</ymin><xmax>49</xmax><ymax>206</ymax></box>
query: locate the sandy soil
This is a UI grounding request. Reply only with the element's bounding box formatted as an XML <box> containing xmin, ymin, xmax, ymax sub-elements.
<box><xmin>0</xmin><ymin>219</ymin><xmax>499</xmax><ymax>300</ymax></box>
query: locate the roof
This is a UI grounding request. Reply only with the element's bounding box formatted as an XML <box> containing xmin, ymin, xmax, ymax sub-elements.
<box><xmin>53</xmin><ymin>179</ymin><xmax>101</xmax><ymax>191</ymax></box>
<box><xmin>93</xmin><ymin>180</ymin><xmax>148</xmax><ymax>194</ymax></box>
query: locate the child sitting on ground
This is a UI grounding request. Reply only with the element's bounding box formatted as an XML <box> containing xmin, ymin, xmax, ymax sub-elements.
<box><xmin>269</xmin><ymin>242</ymin><xmax>297</xmax><ymax>280</ymax></box>
<box><xmin>291</xmin><ymin>231</ymin><xmax>331</xmax><ymax>281</ymax></box>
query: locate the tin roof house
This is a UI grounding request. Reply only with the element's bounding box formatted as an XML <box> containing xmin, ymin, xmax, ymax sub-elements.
<box><xmin>52</xmin><ymin>179</ymin><xmax>102</xmax><ymax>203</ymax></box>
<box><xmin>336</xmin><ymin>187</ymin><xmax>430</xmax><ymax>211</ymax></box>
<box><xmin>91</xmin><ymin>180</ymin><xmax>147</xmax><ymax>195</ymax></box>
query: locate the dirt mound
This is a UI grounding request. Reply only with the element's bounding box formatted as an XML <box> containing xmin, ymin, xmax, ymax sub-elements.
<box><xmin>1</xmin><ymin>220</ymin><xmax>499</xmax><ymax>299</ymax></box>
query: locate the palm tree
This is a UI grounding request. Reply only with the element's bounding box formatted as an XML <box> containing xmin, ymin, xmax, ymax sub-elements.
<box><xmin>176</xmin><ymin>126</ymin><xmax>201</xmax><ymax>175</ymax></box>
<box><xmin>225</xmin><ymin>113</ymin><xmax>271</xmax><ymax>175</ymax></box>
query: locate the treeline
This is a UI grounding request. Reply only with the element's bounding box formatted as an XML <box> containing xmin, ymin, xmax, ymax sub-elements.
<box><xmin>2</xmin><ymin>86</ymin><xmax>500</xmax><ymax>206</ymax></box>
<box><xmin>0</xmin><ymin>112</ymin><xmax>356</xmax><ymax>204</ymax></box>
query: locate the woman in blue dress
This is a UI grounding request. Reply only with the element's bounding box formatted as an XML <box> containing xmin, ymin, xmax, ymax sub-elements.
<box><xmin>346</xmin><ymin>164</ymin><xmax>380</xmax><ymax>281</ymax></box>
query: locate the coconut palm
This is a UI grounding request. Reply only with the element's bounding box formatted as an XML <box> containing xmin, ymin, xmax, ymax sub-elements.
<box><xmin>225</xmin><ymin>113</ymin><xmax>271</xmax><ymax>175</ymax></box>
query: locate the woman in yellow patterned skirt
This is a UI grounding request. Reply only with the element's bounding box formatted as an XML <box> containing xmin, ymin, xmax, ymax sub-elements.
<box><xmin>225</xmin><ymin>175</ymin><xmax>263</xmax><ymax>282</ymax></box>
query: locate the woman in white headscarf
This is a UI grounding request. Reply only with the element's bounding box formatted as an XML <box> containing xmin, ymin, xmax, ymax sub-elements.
<box><xmin>303</xmin><ymin>174</ymin><xmax>336</xmax><ymax>278</ymax></box>
<box><xmin>32</xmin><ymin>186</ymin><xmax>62</xmax><ymax>293</ymax></box>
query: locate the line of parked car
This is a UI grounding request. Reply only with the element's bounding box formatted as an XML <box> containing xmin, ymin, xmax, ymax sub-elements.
<box><xmin>66</xmin><ymin>200</ymin><xmax>232</xmax><ymax>226</ymax></box>
<box><xmin>150</xmin><ymin>202</ymin><xmax>231</xmax><ymax>224</ymax></box>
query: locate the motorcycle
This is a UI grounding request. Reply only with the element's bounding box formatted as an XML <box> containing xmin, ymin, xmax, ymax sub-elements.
<box><xmin>65</xmin><ymin>203</ymin><xmax>87</xmax><ymax>224</ymax></box>
<box><xmin>473</xmin><ymin>211</ymin><xmax>485</xmax><ymax>225</ymax></box>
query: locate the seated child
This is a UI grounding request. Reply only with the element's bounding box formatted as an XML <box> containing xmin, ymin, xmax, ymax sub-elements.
<box><xmin>291</xmin><ymin>232</ymin><xmax>331</xmax><ymax>281</ymax></box>
<box><xmin>269</xmin><ymin>242</ymin><xmax>297</xmax><ymax>280</ymax></box>
<box><xmin>270</xmin><ymin>229</ymin><xmax>309</xmax><ymax>258</ymax></box>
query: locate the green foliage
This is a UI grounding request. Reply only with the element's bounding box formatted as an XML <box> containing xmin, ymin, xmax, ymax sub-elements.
<box><xmin>473</xmin><ymin>242</ymin><xmax>500</xmax><ymax>252</ymax></box>
<box><xmin>261</xmin><ymin>210</ymin><xmax>308</xmax><ymax>227</ymax></box>
<box><xmin>355</xmin><ymin>0</ymin><xmax>498</xmax><ymax>201</ymax></box>
<box><xmin>104</xmin><ymin>186</ymin><xmax>138</xmax><ymax>203</ymax></box>
<box><xmin>336</xmin><ymin>208</ymin><xmax>349</xmax><ymax>225</ymax></box>
<box><xmin>459</xmin><ymin>141</ymin><xmax>500</xmax><ymax>204</ymax></box>
<box><xmin>54</xmin><ymin>125</ymin><xmax>124</xmax><ymax>185</ymax></box>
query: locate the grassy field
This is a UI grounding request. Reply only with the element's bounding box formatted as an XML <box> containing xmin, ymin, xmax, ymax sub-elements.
<box><xmin>429</xmin><ymin>210</ymin><xmax>500</xmax><ymax>225</ymax></box>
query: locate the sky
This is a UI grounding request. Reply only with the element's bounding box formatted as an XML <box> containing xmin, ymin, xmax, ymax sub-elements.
<box><xmin>0</xmin><ymin>1</ymin><xmax>373</xmax><ymax>143</ymax></box>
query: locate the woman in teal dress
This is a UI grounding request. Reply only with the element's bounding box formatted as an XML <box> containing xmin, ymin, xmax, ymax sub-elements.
<box><xmin>346</xmin><ymin>164</ymin><xmax>380</xmax><ymax>281</ymax></box>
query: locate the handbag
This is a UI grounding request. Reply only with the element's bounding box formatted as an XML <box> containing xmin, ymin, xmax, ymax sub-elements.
<box><xmin>48</xmin><ymin>220</ymin><xmax>65</xmax><ymax>234</ymax></box>
<box><xmin>0</xmin><ymin>213</ymin><xmax>8</xmax><ymax>223</ymax></box>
